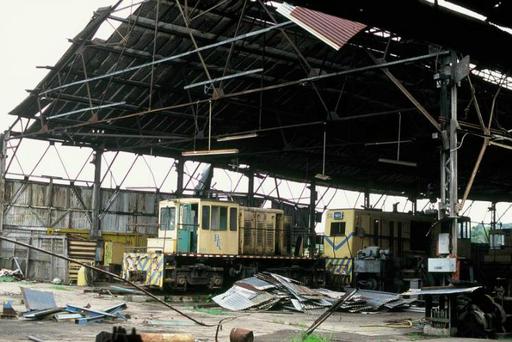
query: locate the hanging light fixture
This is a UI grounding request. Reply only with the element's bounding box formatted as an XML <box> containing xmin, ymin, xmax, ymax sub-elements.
<box><xmin>217</xmin><ymin>132</ymin><xmax>258</xmax><ymax>142</ymax></box>
<box><xmin>378</xmin><ymin>112</ymin><xmax>417</xmax><ymax>167</ymax></box>
<box><xmin>182</xmin><ymin>149</ymin><xmax>239</xmax><ymax>157</ymax></box>
<box><xmin>315</xmin><ymin>122</ymin><xmax>331</xmax><ymax>180</ymax></box>
<box><xmin>182</xmin><ymin>100</ymin><xmax>239</xmax><ymax>157</ymax></box>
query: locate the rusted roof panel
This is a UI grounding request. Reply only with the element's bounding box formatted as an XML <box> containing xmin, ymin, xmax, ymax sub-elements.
<box><xmin>276</xmin><ymin>3</ymin><xmax>366</xmax><ymax>50</ymax></box>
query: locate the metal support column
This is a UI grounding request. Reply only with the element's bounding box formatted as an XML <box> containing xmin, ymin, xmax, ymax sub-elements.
<box><xmin>412</xmin><ymin>198</ymin><xmax>418</xmax><ymax>214</ymax></box>
<box><xmin>364</xmin><ymin>190</ymin><xmax>370</xmax><ymax>209</ymax></box>
<box><xmin>90</xmin><ymin>148</ymin><xmax>103</xmax><ymax>239</ymax></box>
<box><xmin>309</xmin><ymin>180</ymin><xmax>317</xmax><ymax>257</ymax></box>
<box><xmin>247</xmin><ymin>170</ymin><xmax>254</xmax><ymax>207</ymax></box>
<box><xmin>0</xmin><ymin>133</ymin><xmax>6</xmax><ymax>233</ymax></box>
<box><xmin>176</xmin><ymin>158</ymin><xmax>184</xmax><ymax>196</ymax></box>
<box><xmin>489</xmin><ymin>202</ymin><xmax>497</xmax><ymax>248</ymax></box>
<box><xmin>437</xmin><ymin>52</ymin><xmax>459</xmax><ymax>256</ymax></box>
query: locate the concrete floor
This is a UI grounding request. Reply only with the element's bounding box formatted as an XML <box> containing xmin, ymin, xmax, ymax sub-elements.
<box><xmin>0</xmin><ymin>281</ymin><xmax>483</xmax><ymax>341</ymax></box>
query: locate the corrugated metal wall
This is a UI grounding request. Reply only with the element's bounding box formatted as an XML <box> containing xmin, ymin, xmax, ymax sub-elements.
<box><xmin>3</xmin><ymin>179</ymin><xmax>172</xmax><ymax>234</ymax></box>
<box><xmin>0</xmin><ymin>179</ymin><xmax>175</xmax><ymax>282</ymax></box>
<box><xmin>0</xmin><ymin>230</ymin><xmax>68</xmax><ymax>282</ymax></box>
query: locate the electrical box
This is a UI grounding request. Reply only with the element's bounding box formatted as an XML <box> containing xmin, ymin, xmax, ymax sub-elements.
<box><xmin>438</xmin><ymin>233</ymin><xmax>450</xmax><ymax>255</ymax></box>
<box><xmin>428</xmin><ymin>258</ymin><xmax>456</xmax><ymax>273</ymax></box>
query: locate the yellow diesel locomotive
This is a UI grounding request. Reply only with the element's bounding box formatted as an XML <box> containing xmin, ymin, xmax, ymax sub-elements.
<box><xmin>122</xmin><ymin>198</ymin><xmax>324</xmax><ymax>290</ymax></box>
<box><xmin>322</xmin><ymin>208</ymin><xmax>436</xmax><ymax>290</ymax></box>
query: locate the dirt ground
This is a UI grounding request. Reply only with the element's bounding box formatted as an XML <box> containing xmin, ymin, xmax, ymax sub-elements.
<box><xmin>0</xmin><ymin>281</ymin><xmax>481</xmax><ymax>342</ymax></box>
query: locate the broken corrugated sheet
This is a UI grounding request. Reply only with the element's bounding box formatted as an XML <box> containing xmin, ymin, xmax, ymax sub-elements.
<box><xmin>275</xmin><ymin>2</ymin><xmax>366</xmax><ymax>50</ymax></box>
<box><xmin>212</xmin><ymin>285</ymin><xmax>275</xmax><ymax>311</ymax></box>
<box><xmin>23</xmin><ymin>307</ymin><xmax>65</xmax><ymax>320</ymax></box>
<box><xmin>236</xmin><ymin>276</ymin><xmax>275</xmax><ymax>291</ymax></box>
<box><xmin>213</xmin><ymin>272</ymin><xmax>420</xmax><ymax>314</ymax></box>
<box><xmin>401</xmin><ymin>285</ymin><xmax>482</xmax><ymax>296</ymax></box>
<box><xmin>353</xmin><ymin>289</ymin><xmax>402</xmax><ymax>309</ymax></box>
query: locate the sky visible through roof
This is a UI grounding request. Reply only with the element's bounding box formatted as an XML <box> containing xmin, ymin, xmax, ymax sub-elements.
<box><xmin>0</xmin><ymin>0</ymin><xmax>511</xmax><ymax>229</ymax></box>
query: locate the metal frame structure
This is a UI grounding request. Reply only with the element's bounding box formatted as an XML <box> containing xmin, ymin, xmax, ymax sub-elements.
<box><xmin>3</xmin><ymin>0</ymin><xmax>512</xmax><ymax>258</ymax></box>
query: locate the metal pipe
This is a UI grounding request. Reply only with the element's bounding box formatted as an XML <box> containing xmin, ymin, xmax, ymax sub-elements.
<box><xmin>460</xmin><ymin>138</ymin><xmax>489</xmax><ymax>211</ymax></box>
<box><xmin>0</xmin><ymin>235</ymin><xmax>212</xmax><ymax>327</ymax></box>
<box><xmin>184</xmin><ymin>68</ymin><xmax>264</xmax><ymax>90</ymax></box>
<box><xmin>47</xmin><ymin>102</ymin><xmax>127</xmax><ymax>120</ymax></box>
<box><xmin>489</xmin><ymin>141</ymin><xmax>512</xmax><ymax>150</ymax></box>
<box><xmin>59</xmin><ymin>132</ymin><xmax>185</xmax><ymax>140</ymax></box>
<box><xmin>39</xmin><ymin>21</ymin><xmax>292</xmax><ymax>95</ymax></box>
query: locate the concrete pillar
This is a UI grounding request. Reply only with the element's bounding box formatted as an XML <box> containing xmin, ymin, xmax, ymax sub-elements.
<box><xmin>90</xmin><ymin>148</ymin><xmax>102</xmax><ymax>239</ymax></box>
<box><xmin>176</xmin><ymin>158</ymin><xmax>184</xmax><ymax>196</ymax></box>
<box><xmin>308</xmin><ymin>180</ymin><xmax>317</xmax><ymax>257</ymax></box>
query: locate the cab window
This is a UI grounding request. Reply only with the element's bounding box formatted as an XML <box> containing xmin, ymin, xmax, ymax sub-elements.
<box><xmin>331</xmin><ymin>222</ymin><xmax>346</xmax><ymax>236</ymax></box>
<box><xmin>160</xmin><ymin>207</ymin><xmax>175</xmax><ymax>230</ymax></box>
<box><xmin>229</xmin><ymin>207</ymin><xmax>238</xmax><ymax>231</ymax></box>
<box><xmin>202</xmin><ymin>205</ymin><xmax>210</xmax><ymax>230</ymax></box>
<box><xmin>211</xmin><ymin>206</ymin><xmax>228</xmax><ymax>231</ymax></box>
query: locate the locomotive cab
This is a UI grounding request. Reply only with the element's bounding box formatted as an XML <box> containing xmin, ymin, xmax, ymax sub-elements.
<box><xmin>148</xmin><ymin>198</ymin><xmax>239</xmax><ymax>255</ymax></box>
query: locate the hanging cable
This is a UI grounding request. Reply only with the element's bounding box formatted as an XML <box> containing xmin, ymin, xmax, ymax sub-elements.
<box><xmin>397</xmin><ymin>112</ymin><xmax>401</xmax><ymax>160</ymax></box>
<box><xmin>208</xmin><ymin>100</ymin><xmax>212</xmax><ymax>150</ymax></box>
<box><xmin>322</xmin><ymin>122</ymin><xmax>327</xmax><ymax>175</ymax></box>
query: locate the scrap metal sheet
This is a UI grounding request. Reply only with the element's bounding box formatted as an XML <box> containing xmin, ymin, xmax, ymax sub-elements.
<box><xmin>402</xmin><ymin>286</ymin><xmax>482</xmax><ymax>296</ymax></box>
<box><xmin>21</xmin><ymin>287</ymin><xmax>57</xmax><ymax>311</ymax></box>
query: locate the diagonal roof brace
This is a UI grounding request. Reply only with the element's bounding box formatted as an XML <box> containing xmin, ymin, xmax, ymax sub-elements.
<box><xmin>371</xmin><ymin>55</ymin><xmax>442</xmax><ymax>132</ymax></box>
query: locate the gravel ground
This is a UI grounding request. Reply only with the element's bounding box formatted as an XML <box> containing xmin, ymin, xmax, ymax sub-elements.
<box><xmin>0</xmin><ymin>281</ymin><xmax>474</xmax><ymax>342</ymax></box>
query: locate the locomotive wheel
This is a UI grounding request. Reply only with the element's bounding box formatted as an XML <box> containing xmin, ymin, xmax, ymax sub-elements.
<box><xmin>175</xmin><ymin>272</ymin><xmax>188</xmax><ymax>291</ymax></box>
<box><xmin>458</xmin><ymin>304</ymin><xmax>488</xmax><ymax>338</ymax></box>
<box><xmin>208</xmin><ymin>273</ymin><xmax>223</xmax><ymax>289</ymax></box>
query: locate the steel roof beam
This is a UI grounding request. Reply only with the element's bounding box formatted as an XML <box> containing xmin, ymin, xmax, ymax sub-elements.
<box><xmin>81</xmin><ymin>40</ymin><xmax>278</xmax><ymax>83</ymax></box>
<box><xmin>40</xmin><ymin>20</ymin><xmax>292</xmax><ymax>95</ymax></box>
<box><xmin>108</xmin><ymin>14</ymin><xmax>343</xmax><ymax>70</ymax></box>
<box><xmin>38</xmin><ymin>65</ymin><xmax>160</xmax><ymax>89</ymax></box>
<box><xmin>43</xmin><ymin>93</ymin><xmax>211</xmax><ymax>121</ymax></box>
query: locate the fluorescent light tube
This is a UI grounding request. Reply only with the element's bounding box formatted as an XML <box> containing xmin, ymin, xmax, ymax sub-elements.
<box><xmin>182</xmin><ymin>148</ymin><xmax>239</xmax><ymax>157</ymax></box>
<box><xmin>217</xmin><ymin>133</ymin><xmax>258</xmax><ymax>142</ymax></box>
<box><xmin>315</xmin><ymin>173</ymin><xmax>331</xmax><ymax>181</ymax></box>
<box><xmin>378</xmin><ymin>158</ymin><xmax>417</xmax><ymax>167</ymax></box>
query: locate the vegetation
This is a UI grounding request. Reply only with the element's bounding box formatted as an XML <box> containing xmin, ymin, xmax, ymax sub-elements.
<box><xmin>471</xmin><ymin>223</ymin><xmax>490</xmax><ymax>244</ymax></box>
<box><xmin>471</xmin><ymin>223</ymin><xmax>512</xmax><ymax>244</ymax></box>
<box><xmin>290</xmin><ymin>333</ymin><xmax>331</xmax><ymax>342</ymax></box>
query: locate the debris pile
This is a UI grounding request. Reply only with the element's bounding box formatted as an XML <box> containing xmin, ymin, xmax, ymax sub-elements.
<box><xmin>213</xmin><ymin>272</ymin><xmax>418</xmax><ymax>313</ymax></box>
<box><xmin>19</xmin><ymin>287</ymin><xmax>127</xmax><ymax>324</ymax></box>
<box><xmin>0</xmin><ymin>258</ymin><xmax>24</xmax><ymax>282</ymax></box>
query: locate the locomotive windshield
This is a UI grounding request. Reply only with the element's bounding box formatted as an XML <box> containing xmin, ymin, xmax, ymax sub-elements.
<box><xmin>160</xmin><ymin>207</ymin><xmax>175</xmax><ymax>230</ymax></box>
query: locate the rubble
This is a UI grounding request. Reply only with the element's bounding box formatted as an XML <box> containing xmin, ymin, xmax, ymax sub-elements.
<box><xmin>0</xmin><ymin>269</ymin><xmax>22</xmax><ymax>282</ymax></box>
<box><xmin>0</xmin><ymin>257</ymin><xmax>24</xmax><ymax>282</ymax></box>
<box><xmin>14</xmin><ymin>287</ymin><xmax>129</xmax><ymax>324</ymax></box>
<box><xmin>213</xmin><ymin>272</ymin><xmax>420</xmax><ymax>313</ymax></box>
<box><xmin>1</xmin><ymin>300</ymin><xmax>17</xmax><ymax>318</ymax></box>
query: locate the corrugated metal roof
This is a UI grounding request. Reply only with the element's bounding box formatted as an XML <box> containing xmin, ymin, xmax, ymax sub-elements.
<box><xmin>9</xmin><ymin>0</ymin><xmax>512</xmax><ymax>201</ymax></box>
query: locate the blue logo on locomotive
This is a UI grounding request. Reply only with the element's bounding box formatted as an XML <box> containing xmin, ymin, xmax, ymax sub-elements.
<box><xmin>214</xmin><ymin>234</ymin><xmax>222</xmax><ymax>250</ymax></box>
